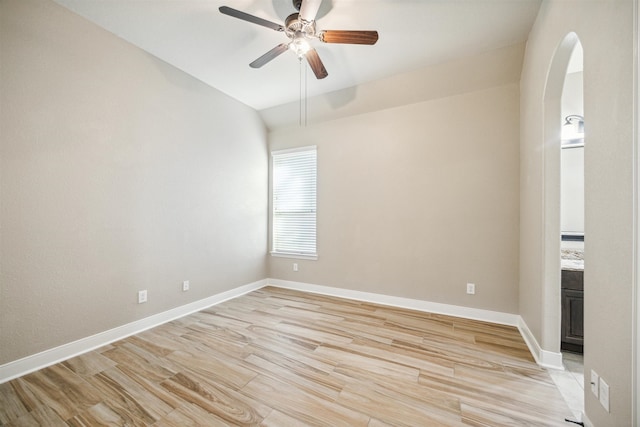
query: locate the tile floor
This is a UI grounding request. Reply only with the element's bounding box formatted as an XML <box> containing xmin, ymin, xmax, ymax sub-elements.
<box><xmin>549</xmin><ymin>352</ymin><xmax>585</xmax><ymax>422</ymax></box>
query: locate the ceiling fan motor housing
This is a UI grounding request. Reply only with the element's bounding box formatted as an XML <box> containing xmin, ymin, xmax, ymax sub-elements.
<box><xmin>285</xmin><ymin>13</ymin><xmax>300</xmax><ymax>30</ymax></box>
<box><xmin>285</xmin><ymin>13</ymin><xmax>315</xmax><ymax>39</ymax></box>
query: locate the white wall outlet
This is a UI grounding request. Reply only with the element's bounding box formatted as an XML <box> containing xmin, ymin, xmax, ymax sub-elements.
<box><xmin>599</xmin><ymin>377</ymin><xmax>610</xmax><ymax>412</ymax></box>
<box><xmin>182</xmin><ymin>280</ymin><xmax>190</xmax><ymax>292</ymax></box>
<box><xmin>590</xmin><ymin>370</ymin><xmax>599</xmax><ymax>398</ymax></box>
<box><xmin>137</xmin><ymin>290</ymin><xmax>148</xmax><ymax>304</ymax></box>
<box><xmin>466</xmin><ymin>283</ymin><xmax>475</xmax><ymax>295</ymax></box>
<box><xmin>293</xmin><ymin>263</ymin><xmax>298</xmax><ymax>272</ymax></box>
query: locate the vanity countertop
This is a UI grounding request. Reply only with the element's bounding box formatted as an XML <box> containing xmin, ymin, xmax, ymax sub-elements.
<box><xmin>561</xmin><ymin>249</ymin><xmax>584</xmax><ymax>271</ymax></box>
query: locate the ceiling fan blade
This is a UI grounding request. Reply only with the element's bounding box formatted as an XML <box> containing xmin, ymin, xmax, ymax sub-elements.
<box><xmin>249</xmin><ymin>44</ymin><xmax>289</xmax><ymax>68</ymax></box>
<box><xmin>305</xmin><ymin>48</ymin><xmax>328</xmax><ymax>79</ymax></box>
<box><xmin>319</xmin><ymin>30</ymin><xmax>379</xmax><ymax>45</ymax></box>
<box><xmin>219</xmin><ymin>6</ymin><xmax>284</xmax><ymax>32</ymax></box>
<box><xmin>299</xmin><ymin>0</ymin><xmax>322</xmax><ymax>22</ymax></box>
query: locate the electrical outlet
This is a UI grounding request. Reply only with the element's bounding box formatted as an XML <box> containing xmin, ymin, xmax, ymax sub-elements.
<box><xmin>590</xmin><ymin>370</ymin><xmax>599</xmax><ymax>398</ymax></box>
<box><xmin>182</xmin><ymin>280</ymin><xmax>190</xmax><ymax>292</ymax></box>
<box><xmin>138</xmin><ymin>290</ymin><xmax>148</xmax><ymax>304</ymax></box>
<box><xmin>466</xmin><ymin>283</ymin><xmax>475</xmax><ymax>295</ymax></box>
<box><xmin>293</xmin><ymin>263</ymin><xmax>298</xmax><ymax>272</ymax></box>
<box><xmin>599</xmin><ymin>378</ymin><xmax>610</xmax><ymax>412</ymax></box>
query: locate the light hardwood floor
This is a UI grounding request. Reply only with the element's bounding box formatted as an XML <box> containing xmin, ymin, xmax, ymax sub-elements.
<box><xmin>1</xmin><ymin>287</ymin><xmax>573</xmax><ymax>426</ymax></box>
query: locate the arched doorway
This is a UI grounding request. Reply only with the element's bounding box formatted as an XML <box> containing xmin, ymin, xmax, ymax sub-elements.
<box><xmin>560</xmin><ymin>43</ymin><xmax>584</xmax><ymax>356</ymax></box>
<box><xmin>542</xmin><ymin>32</ymin><xmax>585</xmax><ymax>420</ymax></box>
<box><xmin>542</xmin><ymin>32</ymin><xmax>582</xmax><ymax>356</ymax></box>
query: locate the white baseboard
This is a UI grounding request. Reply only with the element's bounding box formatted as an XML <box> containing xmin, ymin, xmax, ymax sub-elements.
<box><xmin>266</xmin><ymin>279</ymin><xmax>521</xmax><ymax>326</ymax></box>
<box><xmin>0</xmin><ymin>279</ymin><xmax>268</xmax><ymax>384</ymax></box>
<box><xmin>517</xmin><ymin>316</ymin><xmax>564</xmax><ymax>370</ymax></box>
<box><xmin>1</xmin><ymin>277</ymin><xmax>561</xmax><ymax>384</ymax></box>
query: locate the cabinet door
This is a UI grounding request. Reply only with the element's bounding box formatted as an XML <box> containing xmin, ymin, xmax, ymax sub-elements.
<box><xmin>561</xmin><ymin>270</ymin><xmax>584</xmax><ymax>290</ymax></box>
<box><xmin>561</xmin><ymin>289</ymin><xmax>584</xmax><ymax>350</ymax></box>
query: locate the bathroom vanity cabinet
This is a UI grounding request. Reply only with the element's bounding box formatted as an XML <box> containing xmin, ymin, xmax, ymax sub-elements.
<box><xmin>561</xmin><ymin>268</ymin><xmax>584</xmax><ymax>353</ymax></box>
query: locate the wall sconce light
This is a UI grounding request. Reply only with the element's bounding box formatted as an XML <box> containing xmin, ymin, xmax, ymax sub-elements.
<box><xmin>562</xmin><ymin>114</ymin><xmax>585</xmax><ymax>147</ymax></box>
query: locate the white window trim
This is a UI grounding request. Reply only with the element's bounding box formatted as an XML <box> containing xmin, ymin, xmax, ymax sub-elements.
<box><xmin>269</xmin><ymin>251</ymin><xmax>318</xmax><ymax>261</ymax></box>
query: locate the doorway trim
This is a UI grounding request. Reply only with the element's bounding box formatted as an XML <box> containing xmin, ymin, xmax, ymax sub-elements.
<box><xmin>633</xmin><ymin>0</ymin><xmax>639</xmax><ymax>425</ymax></box>
<box><xmin>542</xmin><ymin>32</ymin><xmax>582</xmax><ymax>363</ymax></box>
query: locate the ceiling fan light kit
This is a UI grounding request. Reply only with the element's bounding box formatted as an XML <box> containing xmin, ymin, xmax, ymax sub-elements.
<box><xmin>219</xmin><ymin>0</ymin><xmax>378</xmax><ymax>80</ymax></box>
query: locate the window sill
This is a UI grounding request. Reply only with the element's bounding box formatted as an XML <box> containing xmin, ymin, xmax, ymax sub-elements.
<box><xmin>270</xmin><ymin>252</ymin><xmax>318</xmax><ymax>261</ymax></box>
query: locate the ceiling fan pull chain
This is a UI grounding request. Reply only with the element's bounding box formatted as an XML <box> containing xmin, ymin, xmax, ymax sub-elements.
<box><xmin>304</xmin><ymin>60</ymin><xmax>308</xmax><ymax>127</ymax></box>
<box><xmin>299</xmin><ymin>57</ymin><xmax>303</xmax><ymax>127</ymax></box>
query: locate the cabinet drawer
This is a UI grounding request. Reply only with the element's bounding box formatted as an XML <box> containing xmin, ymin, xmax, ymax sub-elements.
<box><xmin>561</xmin><ymin>269</ymin><xmax>584</xmax><ymax>291</ymax></box>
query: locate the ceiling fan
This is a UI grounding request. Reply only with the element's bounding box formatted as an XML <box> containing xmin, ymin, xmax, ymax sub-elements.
<box><xmin>219</xmin><ymin>0</ymin><xmax>379</xmax><ymax>79</ymax></box>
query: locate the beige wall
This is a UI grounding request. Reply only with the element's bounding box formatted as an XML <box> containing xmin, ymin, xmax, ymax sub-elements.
<box><xmin>520</xmin><ymin>0</ymin><xmax>634</xmax><ymax>424</ymax></box>
<box><xmin>0</xmin><ymin>0</ymin><xmax>268</xmax><ymax>365</ymax></box>
<box><xmin>268</xmin><ymin>48</ymin><xmax>521</xmax><ymax>314</ymax></box>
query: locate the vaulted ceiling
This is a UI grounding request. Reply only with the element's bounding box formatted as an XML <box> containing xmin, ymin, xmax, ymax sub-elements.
<box><xmin>53</xmin><ymin>0</ymin><xmax>542</xmax><ymax>111</ymax></box>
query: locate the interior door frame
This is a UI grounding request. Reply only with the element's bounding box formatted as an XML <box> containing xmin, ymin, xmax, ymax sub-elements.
<box><xmin>634</xmin><ymin>0</ymin><xmax>639</xmax><ymax>425</ymax></box>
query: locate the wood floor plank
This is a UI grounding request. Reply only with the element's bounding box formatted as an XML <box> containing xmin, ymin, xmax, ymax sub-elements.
<box><xmin>0</xmin><ymin>378</ymin><xmax>49</xmax><ymax>426</ymax></box>
<box><xmin>273</xmin><ymin>321</ymin><xmax>354</xmax><ymax>347</ymax></box>
<box><xmin>332</xmin><ymin>362</ymin><xmax>461</xmax><ymax>419</ymax></box>
<box><xmin>338</xmin><ymin>382</ymin><xmax>463</xmax><ymax>427</ymax></box>
<box><xmin>153</xmin><ymin>403</ymin><xmax>231</xmax><ymax>427</ymax></box>
<box><xmin>314</xmin><ymin>344</ymin><xmax>420</xmax><ymax>384</ymax></box>
<box><xmin>83</xmin><ymin>367</ymin><xmax>173</xmax><ymax>422</ymax></box>
<box><xmin>348</xmin><ymin>336</ymin><xmax>456</xmax><ymax>376</ymax></box>
<box><xmin>0</xmin><ymin>286</ymin><xmax>575</xmax><ymax>426</ymax></box>
<box><xmin>166</xmin><ymin>349</ymin><xmax>258</xmax><ymax>390</ymax></box>
<box><xmin>160</xmin><ymin>370</ymin><xmax>268</xmax><ymax>426</ymax></box>
<box><xmin>241</xmin><ymin>374</ymin><xmax>370</xmax><ymax>427</ymax></box>
<box><xmin>246</xmin><ymin>341</ymin><xmax>337</xmax><ymax>377</ymax></box>
<box><xmin>0</xmin><ymin>382</ymin><xmax>31</xmax><ymax>424</ymax></box>
<box><xmin>61</xmin><ymin>352</ymin><xmax>118</xmax><ymax>378</ymax></box>
<box><xmin>114</xmin><ymin>364</ymin><xmax>185</xmax><ymax>411</ymax></box>
<box><xmin>259</xmin><ymin>409</ymin><xmax>310</xmax><ymax>427</ymax></box>
<box><xmin>66</xmin><ymin>400</ymin><xmax>152</xmax><ymax>427</ymax></box>
<box><xmin>6</xmin><ymin>403</ymin><xmax>67</xmax><ymax>427</ymax></box>
<box><xmin>18</xmin><ymin>364</ymin><xmax>102</xmax><ymax>421</ymax></box>
<box><xmin>243</xmin><ymin>324</ymin><xmax>320</xmax><ymax>356</ymax></box>
<box><xmin>317</xmin><ymin>319</ymin><xmax>394</xmax><ymax>346</ymax></box>
<box><xmin>100</xmin><ymin>342</ymin><xmax>179</xmax><ymax>383</ymax></box>
<box><xmin>243</xmin><ymin>352</ymin><xmax>343</xmax><ymax>402</ymax></box>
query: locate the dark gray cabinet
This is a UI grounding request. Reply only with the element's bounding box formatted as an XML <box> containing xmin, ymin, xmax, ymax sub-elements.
<box><xmin>561</xmin><ymin>269</ymin><xmax>584</xmax><ymax>353</ymax></box>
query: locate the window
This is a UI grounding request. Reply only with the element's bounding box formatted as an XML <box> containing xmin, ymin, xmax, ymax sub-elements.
<box><xmin>271</xmin><ymin>146</ymin><xmax>317</xmax><ymax>259</ymax></box>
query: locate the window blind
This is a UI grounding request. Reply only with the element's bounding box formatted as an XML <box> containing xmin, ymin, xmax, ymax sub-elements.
<box><xmin>272</xmin><ymin>146</ymin><xmax>317</xmax><ymax>257</ymax></box>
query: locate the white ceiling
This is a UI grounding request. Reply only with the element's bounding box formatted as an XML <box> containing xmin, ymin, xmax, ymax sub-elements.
<box><xmin>53</xmin><ymin>0</ymin><xmax>542</xmax><ymax>111</ymax></box>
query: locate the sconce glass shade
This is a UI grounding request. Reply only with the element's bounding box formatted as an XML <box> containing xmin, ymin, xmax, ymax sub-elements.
<box><xmin>562</xmin><ymin>114</ymin><xmax>585</xmax><ymax>146</ymax></box>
